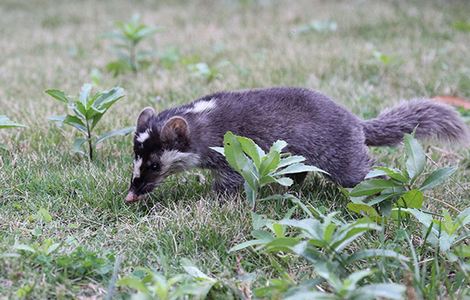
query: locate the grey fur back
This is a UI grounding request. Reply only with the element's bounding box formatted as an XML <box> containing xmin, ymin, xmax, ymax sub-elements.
<box><xmin>362</xmin><ymin>99</ymin><xmax>470</xmax><ymax>146</ymax></box>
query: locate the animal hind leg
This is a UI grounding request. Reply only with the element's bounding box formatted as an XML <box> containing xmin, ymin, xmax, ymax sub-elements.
<box><xmin>211</xmin><ymin>168</ymin><xmax>244</xmax><ymax>194</ymax></box>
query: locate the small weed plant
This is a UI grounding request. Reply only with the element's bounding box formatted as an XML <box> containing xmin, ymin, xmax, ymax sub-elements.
<box><xmin>348</xmin><ymin>134</ymin><xmax>458</xmax><ymax>219</ymax></box>
<box><xmin>46</xmin><ymin>83</ymin><xmax>134</xmax><ymax>160</ymax></box>
<box><xmin>105</xmin><ymin>15</ymin><xmax>159</xmax><ymax>76</ymax></box>
<box><xmin>118</xmin><ymin>259</ymin><xmax>221</xmax><ymax>299</ymax></box>
<box><xmin>211</xmin><ymin>131</ymin><xmax>326</xmax><ymax>209</ymax></box>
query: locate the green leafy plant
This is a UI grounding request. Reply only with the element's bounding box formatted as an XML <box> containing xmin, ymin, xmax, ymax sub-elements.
<box><xmin>56</xmin><ymin>246</ymin><xmax>115</xmax><ymax>280</ymax></box>
<box><xmin>211</xmin><ymin>131</ymin><xmax>326</xmax><ymax>209</ymax></box>
<box><xmin>105</xmin><ymin>14</ymin><xmax>159</xmax><ymax>76</ymax></box>
<box><xmin>348</xmin><ymin>134</ymin><xmax>457</xmax><ymax>218</ymax></box>
<box><xmin>188</xmin><ymin>62</ymin><xmax>222</xmax><ymax>82</ymax></box>
<box><xmin>118</xmin><ymin>259</ymin><xmax>219</xmax><ymax>299</ymax></box>
<box><xmin>404</xmin><ymin>208</ymin><xmax>470</xmax><ymax>255</ymax></box>
<box><xmin>5</xmin><ymin>239</ymin><xmax>115</xmax><ymax>283</ymax></box>
<box><xmin>46</xmin><ymin>83</ymin><xmax>134</xmax><ymax>160</ymax></box>
<box><xmin>230</xmin><ymin>197</ymin><xmax>407</xmax><ymax>299</ymax></box>
<box><xmin>258</xmin><ymin>264</ymin><xmax>405</xmax><ymax>300</ymax></box>
<box><xmin>0</xmin><ymin>115</ymin><xmax>26</xmax><ymax>150</ymax></box>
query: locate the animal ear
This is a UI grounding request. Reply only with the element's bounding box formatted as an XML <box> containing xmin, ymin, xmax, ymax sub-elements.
<box><xmin>136</xmin><ymin>107</ymin><xmax>156</xmax><ymax>131</ymax></box>
<box><xmin>161</xmin><ymin>116</ymin><xmax>190</xmax><ymax>147</ymax></box>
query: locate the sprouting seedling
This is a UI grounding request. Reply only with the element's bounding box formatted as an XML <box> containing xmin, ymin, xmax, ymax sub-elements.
<box><xmin>348</xmin><ymin>134</ymin><xmax>457</xmax><ymax>219</ymax></box>
<box><xmin>0</xmin><ymin>115</ymin><xmax>26</xmax><ymax>150</ymax></box>
<box><xmin>211</xmin><ymin>131</ymin><xmax>326</xmax><ymax>209</ymax></box>
<box><xmin>118</xmin><ymin>259</ymin><xmax>219</xmax><ymax>299</ymax></box>
<box><xmin>105</xmin><ymin>14</ymin><xmax>159</xmax><ymax>76</ymax></box>
<box><xmin>46</xmin><ymin>83</ymin><xmax>134</xmax><ymax>160</ymax></box>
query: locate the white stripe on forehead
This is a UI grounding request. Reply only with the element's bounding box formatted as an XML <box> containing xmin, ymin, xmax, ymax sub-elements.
<box><xmin>186</xmin><ymin>98</ymin><xmax>216</xmax><ymax>114</ymax></box>
<box><xmin>133</xmin><ymin>157</ymin><xmax>143</xmax><ymax>179</ymax></box>
<box><xmin>136</xmin><ymin>128</ymin><xmax>152</xmax><ymax>143</ymax></box>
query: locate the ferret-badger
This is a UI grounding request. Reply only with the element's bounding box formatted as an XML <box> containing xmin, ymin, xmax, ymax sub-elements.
<box><xmin>125</xmin><ymin>87</ymin><xmax>469</xmax><ymax>202</ymax></box>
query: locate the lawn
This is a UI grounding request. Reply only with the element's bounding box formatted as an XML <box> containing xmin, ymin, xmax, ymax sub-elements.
<box><xmin>1</xmin><ymin>0</ymin><xmax>469</xmax><ymax>299</ymax></box>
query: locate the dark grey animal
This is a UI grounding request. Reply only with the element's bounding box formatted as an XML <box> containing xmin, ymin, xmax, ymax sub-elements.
<box><xmin>125</xmin><ymin>87</ymin><xmax>469</xmax><ymax>202</ymax></box>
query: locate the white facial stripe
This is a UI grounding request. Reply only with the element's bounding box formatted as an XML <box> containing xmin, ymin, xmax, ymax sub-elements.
<box><xmin>159</xmin><ymin>150</ymin><xmax>200</xmax><ymax>174</ymax></box>
<box><xmin>133</xmin><ymin>157</ymin><xmax>143</xmax><ymax>179</ymax></box>
<box><xmin>186</xmin><ymin>98</ymin><xmax>216</xmax><ymax>114</ymax></box>
<box><xmin>136</xmin><ymin>129</ymin><xmax>151</xmax><ymax>143</ymax></box>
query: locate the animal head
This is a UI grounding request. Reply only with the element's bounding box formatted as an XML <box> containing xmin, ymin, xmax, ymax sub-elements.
<box><xmin>125</xmin><ymin>107</ymin><xmax>200</xmax><ymax>202</ymax></box>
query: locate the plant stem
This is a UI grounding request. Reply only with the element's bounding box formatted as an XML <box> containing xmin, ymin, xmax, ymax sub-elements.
<box><xmin>86</xmin><ymin>120</ymin><xmax>93</xmax><ymax>161</ymax></box>
<box><xmin>130</xmin><ymin>42</ymin><xmax>137</xmax><ymax>73</ymax></box>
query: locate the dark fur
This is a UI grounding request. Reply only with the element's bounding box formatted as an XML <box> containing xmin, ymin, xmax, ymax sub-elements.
<box><xmin>128</xmin><ymin>87</ymin><xmax>469</xmax><ymax>198</ymax></box>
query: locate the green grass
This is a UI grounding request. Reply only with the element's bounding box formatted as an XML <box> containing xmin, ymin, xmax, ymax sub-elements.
<box><xmin>0</xmin><ymin>0</ymin><xmax>469</xmax><ymax>298</ymax></box>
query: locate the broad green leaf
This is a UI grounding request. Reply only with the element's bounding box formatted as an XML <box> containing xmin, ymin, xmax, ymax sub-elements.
<box><xmin>347</xmin><ymin>203</ymin><xmax>379</xmax><ymax>217</ymax></box>
<box><xmin>314</xmin><ymin>262</ymin><xmax>342</xmax><ymax>290</ymax></box>
<box><xmin>229</xmin><ymin>239</ymin><xmax>271</xmax><ymax>252</ymax></box>
<box><xmin>354</xmin><ymin>283</ymin><xmax>405</xmax><ymax>300</ymax></box>
<box><xmin>95</xmin><ymin>127</ymin><xmax>135</xmax><ymax>145</ymax></box>
<box><xmin>349</xmin><ymin>179</ymin><xmax>399</xmax><ymax>197</ymax></box>
<box><xmin>397</xmin><ymin>189</ymin><xmax>423</xmax><ymax>208</ymax></box>
<box><xmin>364</xmin><ymin>168</ymin><xmax>387</xmax><ymax>179</ymax></box>
<box><xmin>63</xmin><ymin>115</ymin><xmax>87</xmax><ymax>133</ymax></box>
<box><xmin>457</xmin><ymin>207</ymin><xmax>470</xmax><ymax>228</ymax></box>
<box><xmin>404</xmin><ymin>134</ymin><xmax>426</xmax><ymax>181</ymax></box>
<box><xmin>275</xmin><ymin>177</ymin><xmax>294</xmax><ymax>187</ymax></box>
<box><xmin>252</xmin><ymin>229</ymin><xmax>274</xmax><ymax>240</ymax></box>
<box><xmin>374</xmin><ymin>166</ymin><xmax>409</xmax><ymax>183</ymax></box>
<box><xmin>259</xmin><ymin>150</ymin><xmax>281</xmax><ymax>176</ymax></box>
<box><xmin>365</xmin><ymin>192</ymin><xmax>397</xmax><ymax>206</ymax></box>
<box><xmin>45</xmin><ymin>89</ymin><xmax>69</xmax><ymax>103</ymax></box>
<box><xmin>346</xmin><ymin>249</ymin><xmax>409</xmax><ymax>264</ymax></box>
<box><xmin>223</xmin><ymin>131</ymin><xmax>248</xmax><ymax>172</ymax></box>
<box><xmin>402</xmin><ymin>208</ymin><xmax>434</xmax><ymax>229</ymax></box>
<box><xmin>273</xmin><ymin>163</ymin><xmax>327</xmax><ymax>176</ymax></box>
<box><xmin>73</xmin><ymin>102</ymin><xmax>88</xmax><ymax>120</ymax></box>
<box><xmin>237</xmin><ymin>158</ymin><xmax>259</xmax><ymax>193</ymax></box>
<box><xmin>93</xmin><ymin>87</ymin><xmax>125</xmax><ymax>110</ymax></box>
<box><xmin>237</xmin><ymin>136</ymin><xmax>265</xmax><ymax>167</ymax></box>
<box><xmin>264</xmin><ymin>237</ymin><xmax>301</xmax><ymax>252</ymax></box>
<box><xmin>279</xmin><ymin>219</ymin><xmax>320</xmax><ymax>239</ymax></box>
<box><xmin>272</xmin><ymin>223</ymin><xmax>285</xmax><ymax>237</ymax></box>
<box><xmin>13</xmin><ymin>243</ymin><xmax>36</xmax><ymax>253</ymax></box>
<box><xmin>284</xmin><ymin>291</ymin><xmax>336</xmax><ymax>300</ymax></box>
<box><xmin>270</xmin><ymin>140</ymin><xmax>287</xmax><ymax>153</ymax></box>
<box><xmin>35</xmin><ymin>208</ymin><xmax>52</xmax><ymax>223</ymax></box>
<box><xmin>278</xmin><ymin>155</ymin><xmax>306</xmax><ymax>168</ymax></box>
<box><xmin>46</xmin><ymin>243</ymin><xmax>61</xmax><ymax>255</ymax></box>
<box><xmin>346</xmin><ymin>269</ymin><xmax>373</xmax><ymax>289</ymax></box>
<box><xmin>0</xmin><ymin>115</ymin><xmax>26</xmax><ymax>128</ymax></box>
<box><xmin>180</xmin><ymin>259</ymin><xmax>214</xmax><ymax>281</ymax></box>
<box><xmin>332</xmin><ymin>223</ymin><xmax>381</xmax><ymax>252</ymax></box>
<box><xmin>72</xmin><ymin>137</ymin><xmax>87</xmax><ymax>154</ymax></box>
<box><xmin>117</xmin><ymin>276</ymin><xmax>150</xmax><ymax>294</ymax></box>
<box><xmin>244</xmin><ymin>181</ymin><xmax>258</xmax><ymax>208</ymax></box>
<box><xmin>90</xmin><ymin>113</ymin><xmax>105</xmax><ymax>131</ymax></box>
<box><xmin>79</xmin><ymin>83</ymin><xmax>93</xmax><ymax>107</ymax></box>
<box><xmin>259</xmin><ymin>175</ymin><xmax>276</xmax><ymax>186</ymax></box>
<box><xmin>420</xmin><ymin>167</ymin><xmax>457</xmax><ymax>191</ymax></box>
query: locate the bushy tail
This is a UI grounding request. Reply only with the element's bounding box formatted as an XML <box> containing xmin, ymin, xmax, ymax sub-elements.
<box><xmin>362</xmin><ymin>99</ymin><xmax>470</xmax><ymax>146</ymax></box>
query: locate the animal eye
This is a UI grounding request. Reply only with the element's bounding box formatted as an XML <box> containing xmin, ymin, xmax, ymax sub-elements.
<box><xmin>150</xmin><ymin>163</ymin><xmax>160</xmax><ymax>171</ymax></box>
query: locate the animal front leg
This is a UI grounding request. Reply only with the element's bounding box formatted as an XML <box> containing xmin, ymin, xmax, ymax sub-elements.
<box><xmin>211</xmin><ymin>168</ymin><xmax>244</xmax><ymax>194</ymax></box>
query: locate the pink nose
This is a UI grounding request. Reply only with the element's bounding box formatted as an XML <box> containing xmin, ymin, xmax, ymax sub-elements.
<box><xmin>125</xmin><ymin>191</ymin><xmax>141</xmax><ymax>203</ymax></box>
